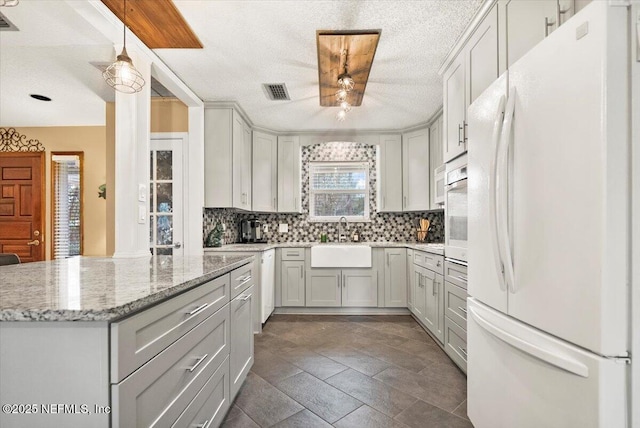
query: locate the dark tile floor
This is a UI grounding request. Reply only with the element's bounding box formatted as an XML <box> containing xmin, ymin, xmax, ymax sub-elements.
<box><xmin>222</xmin><ymin>315</ymin><xmax>472</xmax><ymax>428</ymax></box>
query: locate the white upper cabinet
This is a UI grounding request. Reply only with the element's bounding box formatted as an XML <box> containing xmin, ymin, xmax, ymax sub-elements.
<box><xmin>377</xmin><ymin>134</ymin><xmax>403</xmax><ymax>212</ymax></box>
<box><xmin>277</xmin><ymin>136</ymin><xmax>301</xmax><ymax>213</ymax></box>
<box><xmin>442</xmin><ymin>3</ymin><xmax>499</xmax><ymax>163</ymax></box>
<box><xmin>443</xmin><ymin>54</ymin><xmax>466</xmax><ymax>163</ymax></box>
<box><xmin>205</xmin><ymin>108</ymin><xmax>251</xmax><ymax>210</ymax></box>
<box><xmin>466</xmin><ymin>4</ymin><xmax>499</xmax><ymax>106</ymax></box>
<box><xmin>402</xmin><ymin>128</ymin><xmax>430</xmax><ymax>211</ymax></box>
<box><xmin>505</xmin><ymin>0</ymin><xmax>586</xmax><ymax>68</ymax></box>
<box><xmin>505</xmin><ymin>0</ymin><xmax>558</xmax><ymax>67</ymax></box>
<box><xmin>252</xmin><ymin>131</ymin><xmax>277</xmax><ymax>212</ymax></box>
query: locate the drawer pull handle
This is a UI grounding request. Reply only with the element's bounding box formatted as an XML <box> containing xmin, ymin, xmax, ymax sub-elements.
<box><xmin>187</xmin><ymin>354</ymin><xmax>209</xmax><ymax>373</ymax></box>
<box><xmin>457</xmin><ymin>346</ymin><xmax>468</xmax><ymax>358</ymax></box>
<box><xmin>456</xmin><ymin>275</ymin><xmax>467</xmax><ymax>282</ymax></box>
<box><xmin>239</xmin><ymin>294</ymin><xmax>251</xmax><ymax>301</ymax></box>
<box><xmin>195</xmin><ymin>420</ymin><xmax>210</xmax><ymax>428</ymax></box>
<box><xmin>236</xmin><ymin>274</ymin><xmax>251</xmax><ymax>282</ymax></box>
<box><xmin>286</xmin><ymin>252</ymin><xmax>298</xmax><ymax>257</ymax></box>
<box><xmin>187</xmin><ymin>303</ymin><xmax>210</xmax><ymax>316</ymax></box>
<box><xmin>458</xmin><ymin>306</ymin><xmax>468</xmax><ymax>314</ymax></box>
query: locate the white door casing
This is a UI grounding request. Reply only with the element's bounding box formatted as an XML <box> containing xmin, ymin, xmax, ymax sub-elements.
<box><xmin>150</xmin><ymin>133</ymin><xmax>186</xmax><ymax>256</ymax></box>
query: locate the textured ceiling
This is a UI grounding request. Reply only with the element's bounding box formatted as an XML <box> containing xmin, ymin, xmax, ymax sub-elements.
<box><xmin>0</xmin><ymin>0</ymin><xmax>483</xmax><ymax>130</ymax></box>
<box><xmin>0</xmin><ymin>0</ymin><xmax>114</xmax><ymax>127</ymax></box>
<box><xmin>158</xmin><ymin>0</ymin><xmax>483</xmax><ymax>131</ymax></box>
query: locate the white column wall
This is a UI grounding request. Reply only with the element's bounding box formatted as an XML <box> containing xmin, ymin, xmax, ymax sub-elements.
<box><xmin>113</xmin><ymin>44</ymin><xmax>152</xmax><ymax>258</ymax></box>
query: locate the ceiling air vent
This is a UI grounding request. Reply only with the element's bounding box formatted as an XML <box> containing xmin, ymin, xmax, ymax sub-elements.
<box><xmin>0</xmin><ymin>12</ymin><xmax>18</xmax><ymax>31</ymax></box>
<box><xmin>262</xmin><ymin>83</ymin><xmax>290</xmax><ymax>101</ymax></box>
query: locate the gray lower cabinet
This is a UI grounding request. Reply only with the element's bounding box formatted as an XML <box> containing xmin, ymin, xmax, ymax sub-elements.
<box><xmin>172</xmin><ymin>356</ymin><xmax>230</xmax><ymax>428</ymax></box>
<box><xmin>410</xmin><ymin>251</ymin><xmax>445</xmax><ymax>344</ymax></box>
<box><xmin>443</xmin><ymin>261</ymin><xmax>468</xmax><ymax>374</ymax></box>
<box><xmin>306</xmin><ymin>269</ymin><xmax>341</xmax><ymax>307</ymax></box>
<box><xmin>230</xmin><ymin>285</ymin><xmax>254</xmax><ymax>398</ymax></box>
<box><xmin>342</xmin><ymin>269</ymin><xmax>378</xmax><ymax>307</ymax></box>
<box><xmin>112</xmin><ymin>306</ymin><xmax>231</xmax><ymax>427</ymax></box>
<box><xmin>412</xmin><ymin>265</ymin><xmax>427</xmax><ymax>320</ymax></box>
<box><xmin>421</xmin><ymin>270</ymin><xmax>444</xmax><ymax>343</ymax></box>
<box><xmin>444</xmin><ymin>316</ymin><xmax>467</xmax><ymax>373</ymax></box>
<box><xmin>384</xmin><ymin>248</ymin><xmax>407</xmax><ymax>307</ymax></box>
<box><xmin>306</xmin><ymin>268</ymin><xmax>378</xmax><ymax>307</ymax></box>
<box><xmin>111</xmin><ymin>263</ymin><xmax>253</xmax><ymax>428</ymax></box>
<box><xmin>281</xmin><ymin>261</ymin><xmax>306</xmax><ymax>306</ymax></box>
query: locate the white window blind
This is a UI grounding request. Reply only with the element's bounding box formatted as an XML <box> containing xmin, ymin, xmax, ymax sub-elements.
<box><xmin>309</xmin><ymin>162</ymin><xmax>369</xmax><ymax>221</ymax></box>
<box><xmin>53</xmin><ymin>156</ymin><xmax>81</xmax><ymax>259</ymax></box>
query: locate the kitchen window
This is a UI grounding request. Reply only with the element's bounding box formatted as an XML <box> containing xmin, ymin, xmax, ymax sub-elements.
<box><xmin>309</xmin><ymin>162</ymin><xmax>369</xmax><ymax>221</ymax></box>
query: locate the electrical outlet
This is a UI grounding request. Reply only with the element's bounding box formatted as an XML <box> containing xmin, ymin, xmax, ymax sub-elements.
<box><xmin>263</xmin><ymin>224</ymin><xmax>269</xmax><ymax>233</ymax></box>
<box><xmin>278</xmin><ymin>223</ymin><xmax>288</xmax><ymax>233</ymax></box>
<box><xmin>222</xmin><ymin>223</ymin><xmax>226</xmax><ymax>231</ymax></box>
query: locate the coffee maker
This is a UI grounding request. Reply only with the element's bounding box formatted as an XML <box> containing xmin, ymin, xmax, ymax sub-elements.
<box><xmin>240</xmin><ymin>219</ymin><xmax>266</xmax><ymax>243</ymax></box>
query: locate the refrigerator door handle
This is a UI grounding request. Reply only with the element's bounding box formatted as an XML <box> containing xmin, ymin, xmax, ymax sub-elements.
<box><xmin>490</xmin><ymin>94</ymin><xmax>507</xmax><ymax>291</ymax></box>
<box><xmin>469</xmin><ymin>305</ymin><xmax>589</xmax><ymax>378</ymax></box>
<box><xmin>496</xmin><ymin>89</ymin><xmax>517</xmax><ymax>294</ymax></box>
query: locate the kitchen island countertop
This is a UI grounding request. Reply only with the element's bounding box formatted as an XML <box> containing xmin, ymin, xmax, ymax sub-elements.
<box><xmin>0</xmin><ymin>255</ymin><xmax>253</xmax><ymax>322</ymax></box>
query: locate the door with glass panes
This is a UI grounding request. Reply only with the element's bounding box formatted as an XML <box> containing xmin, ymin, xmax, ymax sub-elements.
<box><xmin>150</xmin><ymin>136</ymin><xmax>183</xmax><ymax>256</ymax></box>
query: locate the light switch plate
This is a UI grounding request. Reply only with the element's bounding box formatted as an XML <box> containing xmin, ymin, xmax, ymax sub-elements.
<box><xmin>263</xmin><ymin>224</ymin><xmax>269</xmax><ymax>233</ymax></box>
<box><xmin>138</xmin><ymin>205</ymin><xmax>146</xmax><ymax>224</ymax></box>
<box><xmin>278</xmin><ymin>223</ymin><xmax>288</xmax><ymax>233</ymax></box>
<box><xmin>138</xmin><ymin>184</ymin><xmax>147</xmax><ymax>202</ymax></box>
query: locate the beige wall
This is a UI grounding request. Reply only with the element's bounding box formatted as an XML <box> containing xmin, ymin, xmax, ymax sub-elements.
<box><xmin>151</xmin><ymin>98</ymin><xmax>189</xmax><ymax>133</ymax></box>
<box><xmin>14</xmin><ymin>126</ymin><xmax>107</xmax><ymax>259</ymax></box>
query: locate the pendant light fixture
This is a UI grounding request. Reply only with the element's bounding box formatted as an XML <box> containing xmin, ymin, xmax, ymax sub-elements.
<box><xmin>335</xmin><ymin>50</ymin><xmax>354</xmax><ymax>121</ymax></box>
<box><xmin>103</xmin><ymin>0</ymin><xmax>145</xmax><ymax>94</ymax></box>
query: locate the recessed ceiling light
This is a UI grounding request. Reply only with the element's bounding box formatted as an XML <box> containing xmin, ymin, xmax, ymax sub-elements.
<box><xmin>30</xmin><ymin>94</ymin><xmax>52</xmax><ymax>102</ymax></box>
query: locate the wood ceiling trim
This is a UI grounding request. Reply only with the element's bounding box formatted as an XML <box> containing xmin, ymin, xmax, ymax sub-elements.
<box><xmin>101</xmin><ymin>0</ymin><xmax>203</xmax><ymax>49</ymax></box>
<box><xmin>316</xmin><ymin>30</ymin><xmax>381</xmax><ymax>107</ymax></box>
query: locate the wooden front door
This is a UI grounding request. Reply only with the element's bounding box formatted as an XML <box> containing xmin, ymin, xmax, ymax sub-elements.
<box><xmin>0</xmin><ymin>153</ymin><xmax>45</xmax><ymax>262</ymax></box>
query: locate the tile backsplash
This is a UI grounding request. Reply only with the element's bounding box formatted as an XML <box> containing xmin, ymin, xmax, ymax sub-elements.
<box><xmin>203</xmin><ymin>142</ymin><xmax>444</xmax><ymax>245</ymax></box>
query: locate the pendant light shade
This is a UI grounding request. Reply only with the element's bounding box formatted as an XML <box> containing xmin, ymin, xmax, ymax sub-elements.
<box><xmin>103</xmin><ymin>46</ymin><xmax>145</xmax><ymax>94</ymax></box>
<box><xmin>103</xmin><ymin>0</ymin><xmax>145</xmax><ymax>94</ymax></box>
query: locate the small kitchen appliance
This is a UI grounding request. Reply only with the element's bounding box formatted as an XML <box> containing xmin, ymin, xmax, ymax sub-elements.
<box><xmin>240</xmin><ymin>219</ymin><xmax>266</xmax><ymax>243</ymax></box>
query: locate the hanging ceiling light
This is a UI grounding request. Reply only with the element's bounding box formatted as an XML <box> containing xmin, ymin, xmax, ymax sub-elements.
<box><xmin>335</xmin><ymin>88</ymin><xmax>348</xmax><ymax>103</ymax></box>
<box><xmin>335</xmin><ymin>51</ymin><xmax>354</xmax><ymax>121</ymax></box>
<box><xmin>103</xmin><ymin>0</ymin><xmax>145</xmax><ymax>94</ymax></box>
<box><xmin>337</xmin><ymin>69</ymin><xmax>355</xmax><ymax>92</ymax></box>
<box><xmin>0</xmin><ymin>0</ymin><xmax>19</xmax><ymax>6</ymax></box>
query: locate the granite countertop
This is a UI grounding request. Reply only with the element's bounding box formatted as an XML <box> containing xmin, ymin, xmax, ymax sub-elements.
<box><xmin>0</xmin><ymin>255</ymin><xmax>253</xmax><ymax>322</ymax></box>
<box><xmin>204</xmin><ymin>242</ymin><xmax>445</xmax><ymax>255</ymax></box>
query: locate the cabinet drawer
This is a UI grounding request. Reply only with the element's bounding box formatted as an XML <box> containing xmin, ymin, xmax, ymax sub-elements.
<box><xmin>413</xmin><ymin>251</ymin><xmax>427</xmax><ymax>268</ymax></box>
<box><xmin>444</xmin><ymin>260</ymin><xmax>468</xmax><ymax>289</ymax></box>
<box><xmin>111</xmin><ymin>274</ymin><xmax>230</xmax><ymax>383</ymax></box>
<box><xmin>230</xmin><ymin>263</ymin><xmax>254</xmax><ymax>300</ymax></box>
<box><xmin>445</xmin><ymin>281</ymin><xmax>468</xmax><ymax>330</ymax></box>
<box><xmin>281</xmin><ymin>247</ymin><xmax>305</xmax><ymax>261</ymax></box>
<box><xmin>424</xmin><ymin>253</ymin><xmax>444</xmax><ymax>274</ymax></box>
<box><xmin>413</xmin><ymin>251</ymin><xmax>444</xmax><ymax>274</ymax></box>
<box><xmin>444</xmin><ymin>317</ymin><xmax>467</xmax><ymax>374</ymax></box>
<box><xmin>113</xmin><ymin>305</ymin><xmax>231</xmax><ymax>428</ymax></box>
<box><xmin>172</xmin><ymin>356</ymin><xmax>230</xmax><ymax>428</ymax></box>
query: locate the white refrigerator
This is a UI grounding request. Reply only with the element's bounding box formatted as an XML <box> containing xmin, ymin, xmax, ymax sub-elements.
<box><xmin>467</xmin><ymin>2</ymin><xmax>633</xmax><ymax>427</ymax></box>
